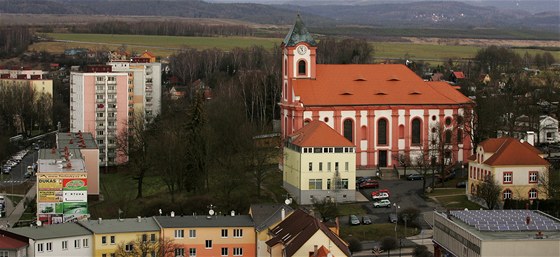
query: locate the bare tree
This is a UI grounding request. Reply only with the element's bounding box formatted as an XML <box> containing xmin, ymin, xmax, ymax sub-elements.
<box><xmin>113</xmin><ymin>236</ymin><xmax>179</xmax><ymax>257</ymax></box>
<box><xmin>476</xmin><ymin>174</ymin><xmax>502</xmax><ymax>209</ymax></box>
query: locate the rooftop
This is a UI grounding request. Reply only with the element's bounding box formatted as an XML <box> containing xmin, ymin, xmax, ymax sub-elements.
<box><xmin>5</xmin><ymin>222</ymin><xmax>91</xmax><ymax>240</ymax></box>
<box><xmin>287</xmin><ymin>121</ymin><xmax>354</xmax><ymax>147</ymax></box>
<box><xmin>57</xmin><ymin>132</ymin><xmax>98</xmax><ymax>150</ymax></box>
<box><xmin>477</xmin><ymin>137</ymin><xmax>549</xmax><ymax>166</ymax></box>
<box><xmin>38</xmin><ymin>148</ymin><xmax>86</xmax><ymax>173</ymax></box>
<box><xmin>439</xmin><ymin>210</ymin><xmax>560</xmax><ymax>240</ymax></box>
<box><xmin>79</xmin><ymin>217</ymin><xmax>160</xmax><ymax>234</ymax></box>
<box><xmin>249</xmin><ymin>204</ymin><xmax>294</xmax><ymax>232</ymax></box>
<box><xmin>0</xmin><ymin>235</ymin><xmax>27</xmax><ymax>249</ymax></box>
<box><xmin>283</xmin><ymin>14</ymin><xmax>317</xmax><ymax>47</ymax></box>
<box><xmin>154</xmin><ymin>214</ymin><xmax>254</xmax><ymax>228</ymax></box>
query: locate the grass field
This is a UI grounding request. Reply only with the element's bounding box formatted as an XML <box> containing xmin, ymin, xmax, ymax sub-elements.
<box><xmin>340</xmin><ymin>223</ymin><xmax>419</xmax><ymax>241</ymax></box>
<box><xmin>34</xmin><ymin>33</ymin><xmax>560</xmax><ymax>62</ymax></box>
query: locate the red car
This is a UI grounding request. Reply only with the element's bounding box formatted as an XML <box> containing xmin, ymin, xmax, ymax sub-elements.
<box><xmin>371</xmin><ymin>189</ymin><xmax>390</xmax><ymax>198</ymax></box>
<box><xmin>359</xmin><ymin>180</ymin><xmax>379</xmax><ymax>189</ymax></box>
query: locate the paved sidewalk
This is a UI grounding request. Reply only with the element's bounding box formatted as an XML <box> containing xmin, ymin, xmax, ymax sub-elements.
<box><xmin>2</xmin><ymin>183</ymin><xmax>37</xmax><ymax>227</ymax></box>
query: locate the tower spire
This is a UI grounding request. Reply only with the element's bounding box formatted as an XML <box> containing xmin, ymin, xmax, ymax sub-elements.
<box><xmin>282</xmin><ymin>14</ymin><xmax>317</xmax><ymax>47</ymax></box>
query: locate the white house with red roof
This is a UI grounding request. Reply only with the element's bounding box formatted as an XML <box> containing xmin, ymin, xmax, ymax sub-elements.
<box><xmin>280</xmin><ymin>15</ymin><xmax>474</xmax><ymax>170</ymax></box>
<box><xmin>284</xmin><ymin>120</ymin><xmax>356</xmax><ymax>205</ymax></box>
<box><xmin>467</xmin><ymin>137</ymin><xmax>550</xmax><ymax>203</ymax></box>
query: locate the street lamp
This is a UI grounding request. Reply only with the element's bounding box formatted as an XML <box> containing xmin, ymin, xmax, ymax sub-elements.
<box><xmin>393</xmin><ymin>203</ymin><xmax>400</xmax><ymax>240</ymax></box>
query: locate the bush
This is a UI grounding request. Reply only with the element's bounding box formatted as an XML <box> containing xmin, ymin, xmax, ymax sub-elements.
<box><xmin>399</xmin><ymin>207</ymin><xmax>421</xmax><ymax>227</ymax></box>
<box><xmin>347</xmin><ymin>238</ymin><xmax>362</xmax><ymax>254</ymax></box>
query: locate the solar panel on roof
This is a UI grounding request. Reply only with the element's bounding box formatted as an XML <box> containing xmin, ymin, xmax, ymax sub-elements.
<box><xmin>450</xmin><ymin>210</ymin><xmax>560</xmax><ymax>232</ymax></box>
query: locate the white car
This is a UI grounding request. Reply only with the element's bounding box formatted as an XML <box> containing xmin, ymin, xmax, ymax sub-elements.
<box><xmin>373</xmin><ymin>199</ymin><xmax>392</xmax><ymax>208</ymax></box>
<box><xmin>372</xmin><ymin>192</ymin><xmax>389</xmax><ymax>200</ymax></box>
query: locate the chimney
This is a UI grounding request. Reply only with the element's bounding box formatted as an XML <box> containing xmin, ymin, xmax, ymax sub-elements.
<box><xmin>313</xmin><ymin>245</ymin><xmax>318</xmax><ymax>257</ymax></box>
<box><xmin>171</xmin><ymin>211</ymin><xmax>175</xmax><ymax>218</ymax></box>
<box><xmin>281</xmin><ymin>207</ymin><xmax>286</xmax><ymax>220</ymax></box>
<box><xmin>230</xmin><ymin>211</ymin><xmax>235</xmax><ymax>217</ymax></box>
<box><xmin>98</xmin><ymin>218</ymin><xmax>102</xmax><ymax>224</ymax></box>
<box><xmin>526</xmin><ymin>131</ymin><xmax>536</xmax><ymax>146</ymax></box>
<box><xmin>137</xmin><ymin>216</ymin><xmax>142</xmax><ymax>222</ymax></box>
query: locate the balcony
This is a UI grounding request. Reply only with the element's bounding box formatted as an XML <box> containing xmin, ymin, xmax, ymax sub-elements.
<box><xmin>96</xmin><ymin>99</ymin><xmax>105</xmax><ymax>103</ymax></box>
<box><xmin>95</xmin><ymin>116</ymin><xmax>105</xmax><ymax>121</ymax></box>
<box><xmin>145</xmin><ymin>86</ymin><xmax>152</xmax><ymax>92</ymax></box>
<box><xmin>107</xmin><ymin>98</ymin><xmax>117</xmax><ymax>103</ymax></box>
<box><xmin>95</xmin><ymin>90</ymin><xmax>105</xmax><ymax>94</ymax></box>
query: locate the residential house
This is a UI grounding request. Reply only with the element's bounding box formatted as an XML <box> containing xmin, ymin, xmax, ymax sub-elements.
<box><xmin>467</xmin><ymin>137</ymin><xmax>550</xmax><ymax>203</ymax></box>
<box><xmin>78</xmin><ymin>217</ymin><xmax>160</xmax><ymax>257</ymax></box>
<box><xmin>433</xmin><ymin>209</ymin><xmax>560</xmax><ymax>257</ymax></box>
<box><xmin>154</xmin><ymin>213</ymin><xmax>256</xmax><ymax>257</ymax></box>
<box><xmin>249</xmin><ymin>204</ymin><xmax>294</xmax><ymax>257</ymax></box>
<box><xmin>480</xmin><ymin>73</ymin><xmax>491</xmax><ymax>85</ymax></box>
<box><xmin>283</xmin><ymin>120</ymin><xmax>356</xmax><ymax>205</ymax></box>
<box><xmin>497</xmin><ymin>115</ymin><xmax>559</xmax><ymax>144</ymax></box>
<box><xmin>0</xmin><ymin>233</ymin><xmax>28</xmax><ymax>257</ymax></box>
<box><xmin>2</xmin><ymin>222</ymin><xmax>93</xmax><ymax>257</ymax></box>
<box><xmin>280</xmin><ymin>15</ymin><xmax>474</xmax><ymax>169</ymax></box>
<box><xmin>449</xmin><ymin>71</ymin><xmax>465</xmax><ymax>84</ymax></box>
<box><xmin>266</xmin><ymin>209</ymin><xmax>351</xmax><ymax>257</ymax></box>
<box><xmin>140</xmin><ymin>51</ymin><xmax>157</xmax><ymax>63</ymax></box>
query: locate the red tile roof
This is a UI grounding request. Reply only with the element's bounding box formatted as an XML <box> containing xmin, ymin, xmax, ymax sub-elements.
<box><xmin>288</xmin><ymin>121</ymin><xmax>354</xmax><ymax>147</ymax></box>
<box><xmin>0</xmin><ymin>235</ymin><xmax>28</xmax><ymax>249</ymax></box>
<box><xmin>479</xmin><ymin>137</ymin><xmax>549</xmax><ymax>166</ymax></box>
<box><xmin>452</xmin><ymin>71</ymin><xmax>465</xmax><ymax>79</ymax></box>
<box><xmin>293</xmin><ymin>64</ymin><xmax>473</xmax><ymax>106</ymax></box>
<box><xmin>309</xmin><ymin>245</ymin><xmax>333</xmax><ymax>257</ymax></box>
<box><xmin>266</xmin><ymin>210</ymin><xmax>350</xmax><ymax>257</ymax></box>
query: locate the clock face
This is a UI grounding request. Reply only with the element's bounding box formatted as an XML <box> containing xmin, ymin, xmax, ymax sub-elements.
<box><xmin>297</xmin><ymin>45</ymin><xmax>308</xmax><ymax>55</ymax></box>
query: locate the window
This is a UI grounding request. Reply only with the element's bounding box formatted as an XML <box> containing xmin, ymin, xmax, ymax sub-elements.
<box><xmin>75</xmin><ymin>239</ymin><xmax>80</xmax><ymax>248</ymax></box>
<box><xmin>309</xmin><ymin>179</ymin><xmax>322</xmax><ymax>190</ymax></box>
<box><xmin>46</xmin><ymin>242</ymin><xmax>52</xmax><ymax>251</ymax></box>
<box><xmin>175</xmin><ymin>248</ymin><xmax>185</xmax><ymax>257</ymax></box>
<box><xmin>233</xmin><ymin>248</ymin><xmax>243</xmax><ymax>256</ymax></box>
<box><xmin>411</xmin><ymin>118</ymin><xmax>422</xmax><ymax>144</ymax></box>
<box><xmin>503</xmin><ymin>189</ymin><xmax>512</xmax><ymax>200</ymax></box>
<box><xmin>0</xmin><ymin>251</ymin><xmax>7</xmax><ymax>257</ymax></box>
<box><xmin>327</xmin><ymin>162</ymin><xmax>331</xmax><ymax>171</ymax></box>
<box><xmin>233</xmin><ymin>229</ymin><xmax>243</xmax><ymax>238</ymax></box>
<box><xmin>102</xmin><ymin>254</ymin><xmax>107</xmax><ymax>257</ymax></box>
<box><xmin>150</xmin><ymin>234</ymin><xmax>156</xmax><ymax>242</ymax></box>
<box><xmin>221</xmin><ymin>248</ymin><xmax>228</xmax><ymax>256</ymax></box>
<box><xmin>298</xmin><ymin>60</ymin><xmax>306</xmax><ymax>75</ymax></box>
<box><xmin>445</xmin><ymin>117</ymin><xmax>452</xmax><ymax>126</ymax></box>
<box><xmin>529</xmin><ymin>171</ymin><xmax>538</xmax><ymax>183</ymax></box>
<box><xmin>335</xmin><ymin>162</ymin><xmax>339</xmax><ymax>172</ymax></box>
<box><xmin>102</xmin><ymin>236</ymin><xmax>107</xmax><ymax>244</ymax></box>
<box><xmin>110</xmin><ymin>236</ymin><xmax>115</xmax><ymax>244</ymax></box>
<box><xmin>189</xmin><ymin>229</ymin><xmax>196</xmax><ymax>238</ymax></box>
<box><xmin>378</xmin><ymin>119</ymin><xmax>387</xmax><ymax>145</ymax></box>
<box><xmin>205</xmin><ymin>240</ymin><xmax>212</xmax><ymax>249</ymax></box>
<box><xmin>457</xmin><ymin>129</ymin><xmax>463</xmax><ymax>144</ymax></box>
<box><xmin>319</xmin><ymin>162</ymin><xmax>323</xmax><ymax>171</ymax></box>
<box><xmin>221</xmin><ymin>229</ymin><xmax>228</xmax><ymax>238</ymax></box>
<box><xmin>111</xmin><ymin>254</ymin><xmax>115</xmax><ymax>257</ymax></box>
<box><xmin>142</xmin><ymin>234</ymin><xmax>147</xmax><ymax>242</ymax></box>
<box><xmin>341</xmin><ymin>179</ymin><xmax>349</xmax><ymax>189</ymax></box>
<box><xmin>445</xmin><ymin>130</ymin><xmax>452</xmax><ymax>144</ymax></box>
<box><xmin>125</xmin><ymin>244</ymin><xmax>134</xmax><ymax>252</ymax></box>
<box><xmin>308</xmin><ymin>162</ymin><xmax>313</xmax><ymax>171</ymax></box>
<box><xmin>97</xmin><ymin>112</ymin><xmax>104</xmax><ymax>118</ymax></box>
<box><xmin>175</xmin><ymin>229</ymin><xmax>184</xmax><ymax>238</ymax></box>
<box><xmin>529</xmin><ymin>188</ymin><xmax>538</xmax><ymax>199</ymax></box>
<box><xmin>503</xmin><ymin>172</ymin><xmax>513</xmax><ymax>184</ymax></box>
<box><xmin>62</xmin><ymin>241</ymin><xmax>68</xmax><ymax>250</ymax></box>
<box><xmin>343</xmin><ymin>119</ymin><xmax>353</xmax><ymax>142</ymax></box>
<box><xmin>327</xmin><ymin>179</ymin><xmax>331</xmax><ymax>190</ymax></box>
<box><xmin>37</xmin><ymin>243</ymin><xmax>43</xmax><ymax>252</ymax></box>
<box><xmin>83</xmin><ymin>238</ymin><xmax>89</xmax><ymax>248</ymax></box>
<box><xmin>189</xmin><ymin>248</ymin><xmax>196</xmax><ymax>257</ymax></box>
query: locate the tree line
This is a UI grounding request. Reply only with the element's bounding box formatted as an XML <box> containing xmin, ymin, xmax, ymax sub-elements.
<box><xmin>0</xmin><ymin>26</ymin><xmax>33</xmax><ymax>58</ymax></box>
<box><xmin>68</xmin><ymin>21</ymin><xmax>255</xmax><ymax>37</ymax></box>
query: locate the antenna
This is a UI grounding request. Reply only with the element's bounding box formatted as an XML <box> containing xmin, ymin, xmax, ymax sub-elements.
<box><xmin>207</xmin><ymin>204</ymin><xmax>216</xmax><ymax>216</ymax></box>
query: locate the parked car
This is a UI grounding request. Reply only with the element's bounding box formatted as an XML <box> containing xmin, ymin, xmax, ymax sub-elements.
<box><xmin>389</xmin><ymin>213</ymin><xmax>398</xmax><ymax>223</ymax></box>
<box><xmin>407</xmin><ymin>174</ymin><xmax>424</xmax><ymax>180</ymax></box>
<box><xmin>372</xmin><ymin>192</ymin><xmax>390</xmax><ymax>200</ymax></box>
<box><xmin>362</xmin><ymin>216</ymin><xmax>372</xmax><ymax>225</ymax></box>
<box><xmin>359</xmin><ymin>180</ymin><xmax>379</xmax><ymax>189</ymax></box>
<box><xmin>373</xmin><ymin>199</ymin><xmax>392</xmax><ymax>208</ymax></box>
<box><xmin>24</xmin><ymin>170</ymin><xmax>33</xmax><ymax>178</ymax></box>
<box><xmin>371</xmin><ymin>189</ymin><xmax>390</xmax><ymax>198</ymax></box>
<box><xmin>456</xmin><ymin>181</ymin><xmax>467</xmax><ymax>188</ymax></box>
<box><xmin>436</xmin><ymin>171</ymin><xmax>456</xmax><ymax>182</ymax></box>
<box><xmin>2</xmin><ymin>166</ymin><xmax>11</xmax><ymax>174</ymax></box>
<box><xmin>349</xmin><ymin>215</ymin><xmax>360</xmax><ymax>225</ymax></box>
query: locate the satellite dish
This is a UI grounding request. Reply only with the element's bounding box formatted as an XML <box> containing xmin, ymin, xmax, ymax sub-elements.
<box><xmin>209</xmin><ymin>209</ymin><xmax>215</xmax><ymax>216</ymax></box>
<box><xmin>36</xmin><ymin>220</ymin><xmax>42</xmax><ymax>227</ymax></box>
<box><xmin>284</xmin><ymin>198</ymin><xmax>291</xmax><ymax>205</ymax></box>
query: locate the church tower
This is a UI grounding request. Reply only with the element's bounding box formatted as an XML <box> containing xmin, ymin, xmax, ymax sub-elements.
<box><xmin>280</xmin><ymin>14</ymin><xmax>317</xmax><ymax>138</ymax></box>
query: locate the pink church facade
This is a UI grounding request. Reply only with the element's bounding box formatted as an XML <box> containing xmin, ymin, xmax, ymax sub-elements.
<box><xmin>280</xmin><ymin>16</ymin><xmax>475</xmax><ymax>169</ymax></box>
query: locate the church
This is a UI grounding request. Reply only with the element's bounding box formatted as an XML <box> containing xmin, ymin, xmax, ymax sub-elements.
<box><xmin>280</xmin><ymin>15</ymin><xmax>474</xmax><ymax>169</ymax></box>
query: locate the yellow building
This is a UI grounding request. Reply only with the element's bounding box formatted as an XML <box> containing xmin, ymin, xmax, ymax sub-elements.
<box><xmin>78</xmin><ymin>217</ymin><xmax>161</xmax><ymax>257</ymax></box>
<box><xmin>154</xmin><ymin>214</ymin><xmax>256</xmax><ymax>257</ymax></box>
<box><xmin>0</xmin><ymin>77</ymin><xmax>53</xmax><ymax>97</ymax></box>
<box><xmin>266</xmin><ymin>209</ymin><xmax>350</xmax><ymax>257</ymax></box>
<box><xmin>467</xmin><ymin>137</ymin><xmax>550</xmax><ymax>205</ymax></box>
<box><xmin>283</xmin><ymin>120</ymin><xmax>356</xmax><ymax>205</ymax></box>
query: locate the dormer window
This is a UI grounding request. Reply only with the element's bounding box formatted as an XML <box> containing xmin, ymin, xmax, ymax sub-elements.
<box><xmin>298</xmin><ymin>60</ymin><xmax>307</xmax><ymax>75</ymax></box>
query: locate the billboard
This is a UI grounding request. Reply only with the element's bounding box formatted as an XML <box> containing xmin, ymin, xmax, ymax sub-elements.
<box><xmin>38</xmin><ymin>178</ymin><xmax>63</xmax><ymax>191</ymax></box>
<box><xmin>38</xmin><ymin>191</ymin><xmax>63</xmax><ymax>202</ymax></box>
<box><xmin>63</xmin><ymin>179</ymin><xmax>87</xmax><ymax>191</ymax></box>
<box><xmin>63</xmin><ymin>191</ymin><xmax>87</xmax><ymax>202</ymax></box>
<box><xmin>37</xmin><ymin>173</ymin><xmax>89</xmax><ymax>224</ymax></box>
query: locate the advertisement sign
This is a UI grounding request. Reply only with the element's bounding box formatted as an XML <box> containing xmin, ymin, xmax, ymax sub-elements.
<box><xmin>38</xmin><ymin>191</ymin><xmax>63</xmax><ymax>202</ymax></box>
<box><xmin>63</xmin><ymin>191</ymin><xmax>87</xmax><ymax>202</ymax></box>
<box><xmin>63</xmin><ymin>202</ymin><xmax>88</xmax><ymax>215</ymax></box>
<box><xmin>63</xmin><ymin>213</ymin><xmax>89</xmax><ymax>223</ymax></box>
<box><xmin>38</xmin><ymin>203</ymin><xmax>64</xmax><ymax>214</ymax></box>
<box><xmin>38</xmin><ymin>178</ymin><xmax>63</xmax><ymax>191</ymax></box>
<box><xmin>38</xmin><ymin>214</ymin><xmax>63</xmax><ymax>225</ymax></box>
<box><xmin>38</xmin><ymin>173</ymin><xmax>87</xmax><ymax>179</ymax></box>
<box><xmin>63</xmin><ymin>179</ymin><xmax>87</xmax><ymax>191</ymax></box>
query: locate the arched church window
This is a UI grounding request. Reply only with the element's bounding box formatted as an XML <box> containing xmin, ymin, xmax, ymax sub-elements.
<box><xmin>298</xmin><ymin>60</ymin><xmax>306</xmax><ymax>75</ymax></box>
<box><xmin>411</xmin><ymin>118</ymin><xmax>422</xmax><ymax>145</ymax></box>
<box><xmin>343</xmin><ymin>119</ymin><xmax>353</xmax><ymax>142</ymax></box>
<box><xmin>378</xmin><ymin>119</ymin><xmax>387</xmax><ymax>145</ymax></box>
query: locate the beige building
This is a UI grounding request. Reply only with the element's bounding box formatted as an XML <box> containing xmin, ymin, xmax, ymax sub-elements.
<box><xmin>283</xmin><ymin>120</ymin><xmax>356</xmax><ymax>205</ymax></box>
<box><xmin>467</xmin><ymin>137</ymin><xmax>550</xmax><ymax>204</ymax></box>
<box><xmin>249</xmin><ymin>204</ymin><xmax>294</xmax><ymax>257</ymax></box>
<box><xmin>433</xmin><ymin>209</ymin><xmax>560</xmax><ymax>257</ymax></box>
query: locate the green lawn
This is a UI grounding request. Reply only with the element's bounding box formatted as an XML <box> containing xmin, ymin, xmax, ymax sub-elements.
<box><xmin>34</xmin><ymin>33</ymin><xmax>560</xmax><ymax>61</ymax></box>
<box><xmin>427</xmin><ymin>188</ymin><xmax>465</xmax><ymax>197</ymax></box>
<box><xmin>340</xmin><ymin>223</ymin><xmax>419</xmax><ymax>241</ymax></box>
<box><xmin>434</xmin><ymin>195</ymin><xmax>483</xmax><ymax>210</ymax></box>
<box><xmin>338</xmin><ymin>203</ymin><xmax>368</xmax><ymax>216</ymax></box>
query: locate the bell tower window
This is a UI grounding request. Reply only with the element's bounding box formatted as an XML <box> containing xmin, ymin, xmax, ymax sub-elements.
<box><xmin>298</xmin><ymin>60</ymin><xmax>307</xmax><ymax>75</ymax></box>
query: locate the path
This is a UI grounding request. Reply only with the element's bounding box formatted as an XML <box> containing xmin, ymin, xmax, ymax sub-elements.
<box><xmin>0</xmin><ymin>183</ymin><xmax>37</xmax><ymax>227</ymax></box>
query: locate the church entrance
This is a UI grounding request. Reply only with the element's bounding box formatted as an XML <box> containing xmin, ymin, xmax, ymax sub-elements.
<box><xmin>378</xmin><ymin>150</ymin><xmax>387</xmax><ymax>167</ymax></box>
